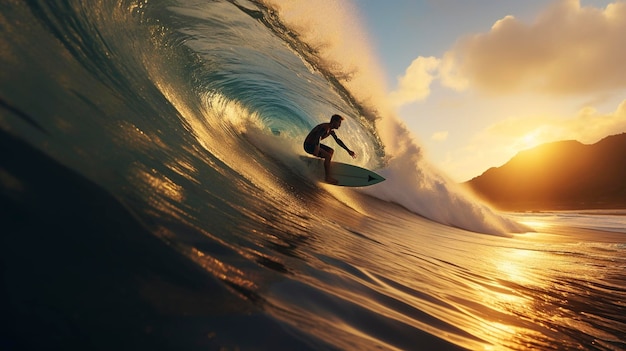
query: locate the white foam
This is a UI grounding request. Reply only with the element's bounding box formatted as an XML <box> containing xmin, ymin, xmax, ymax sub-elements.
<box><xmin>359</xmin><ymin>118</ymin><xmax>528</xmax><ymax>235</ymax></box>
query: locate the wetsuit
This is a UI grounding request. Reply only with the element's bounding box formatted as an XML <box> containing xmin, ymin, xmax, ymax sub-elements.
<box><xmin>303</xmin><ymin>123</ymin><xmax>345</xmax><ymax>157</ymax></box>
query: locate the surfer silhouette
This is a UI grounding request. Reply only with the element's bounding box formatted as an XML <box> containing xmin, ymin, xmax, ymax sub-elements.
<box><xmin>303</xmin><ymin>114</ymin><xmax>356</xmax><ymax>184</ymax></box>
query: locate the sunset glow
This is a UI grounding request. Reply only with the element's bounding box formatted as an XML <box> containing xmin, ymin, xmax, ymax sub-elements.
<box><xmin>519</xmin><ymin>131</ymin><xmax>542</xmax><ymax>150</ymax></box>
<box><xmin>355</xmin><ymin>0</ymin><xmax>626</xmax><ymax>181</ymax></box>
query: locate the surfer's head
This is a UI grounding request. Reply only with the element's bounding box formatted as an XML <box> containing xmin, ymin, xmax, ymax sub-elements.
<box><xmin>330</xmin><ymin>114</ymin><xmax>343</xmax><ymax>128</ymax></box>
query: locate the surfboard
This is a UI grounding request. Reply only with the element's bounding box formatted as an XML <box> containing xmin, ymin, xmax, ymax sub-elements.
<box><xmin>300</xmin><ymin>156</ymin><xmax>385</xmax><ymax>187</ymax></box>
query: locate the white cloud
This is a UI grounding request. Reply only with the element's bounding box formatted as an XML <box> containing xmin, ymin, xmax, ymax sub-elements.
<box><xmin>439</xmin><ymin>0</ymin><xmax>626</xmax><ymax>94</ymax></box>
<box><xmin>431</xmin><ymin>131</ymin><xmax>449</xmax><ymax>141</ymax></box>
<box><xmin>393</xmin><ymin>1</ymin><xmax>626</xmax><ymax>104</ymax></box>
<box><xmin>388</xmin><ymin>56</ymin><xmax>440</xmax><ymax>106</ymax></box>
<box><xmin>483</xmin><ymin>99</ymin><xmax>626</xmax><ymax>145</ymax></box>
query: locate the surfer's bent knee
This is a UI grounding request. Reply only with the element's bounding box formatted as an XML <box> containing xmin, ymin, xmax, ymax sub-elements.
<box><xmin>303</xmin><ymin>142</ymin><xmax>316</xmax><ymax>155</ymax></box>
<box><xmin>319</xmin><ymin>144</ymin><xmax>333</xmax><ymax>156</ymax></box>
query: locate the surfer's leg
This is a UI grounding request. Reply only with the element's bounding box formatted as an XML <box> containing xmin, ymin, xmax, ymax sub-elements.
<box><xmin>318</xmin><ymin>146</ymin><xmax>337</xmax><ymax>184</ymax></box>
<box><xmin>303</xmin><ymin>142</ymin><xmax>316</xmax><ymax>155</ymax></box>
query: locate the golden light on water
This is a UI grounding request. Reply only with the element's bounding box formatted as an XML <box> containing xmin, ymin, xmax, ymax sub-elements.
<box><xmin>136</xmin><ymin>167</ymin><xmax>185</xmax><ymax>203</ymax></box>
<box><xmin>508</xmin><ymin>212</ymin><xmax>559</xmax><ymax>232</ymax></box>
<box><xmin>516</xmin><ymin>219</ymin><xmax>551</xmax><ymax>230</ymax></box>
<box><xmin>493</xmin><ymin>246</ymin><xmax>546</xmax><ymax>287</ymax></box>
<box><xmin>465</xmin><ymin>234</ymin><xmax>560</xmax><ymax>349</ymax></box>
<box><xmin>128</xmin><ymin>164</ymin><xmax>189</xmax><ymax>223</ymax></box>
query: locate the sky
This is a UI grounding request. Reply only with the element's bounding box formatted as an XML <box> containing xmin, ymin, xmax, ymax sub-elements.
<box><xmin>349</xmin><ymin>0</ymin><xmax>626</xmax><ymax>181</ymax></box>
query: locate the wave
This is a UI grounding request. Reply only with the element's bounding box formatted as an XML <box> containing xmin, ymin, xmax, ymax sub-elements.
<box><xmin>1</xmin><ymin>0</ymin><xmax>526</xmax><ymax>235</ymax></box>
<box><xmin>251</xmin><ymin>0</ymin><xmax>527</xmax><ymax>234</ymax></box>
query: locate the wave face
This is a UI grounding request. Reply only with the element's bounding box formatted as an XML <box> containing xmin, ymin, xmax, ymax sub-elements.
<box><xmin>2</xmin><ymin>1</ymin><xmax>625</xmax><ymax>350</ymax></box>
<box><xmin>0</xmin><ymin>0</ymin><xmax>522</xmax><ymax>235</ymax></box>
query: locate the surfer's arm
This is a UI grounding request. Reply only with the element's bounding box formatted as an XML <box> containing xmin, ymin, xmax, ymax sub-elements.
<box><xmin>331</xmin><ymin>131</ymin><xmax>356</xmax><ymax>158</ymax></box>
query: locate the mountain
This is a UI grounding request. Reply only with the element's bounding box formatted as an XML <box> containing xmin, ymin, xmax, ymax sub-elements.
<box><xmin>464</xmin><ymin>133</ymin><xmax>626</xmax><ymax>211</ymax></box>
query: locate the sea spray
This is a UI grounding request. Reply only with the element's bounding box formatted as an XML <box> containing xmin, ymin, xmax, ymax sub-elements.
<box><xmin>360</xmin><ymin>134</ymin><xmax>528</xmax><ymax>235</ymax></box>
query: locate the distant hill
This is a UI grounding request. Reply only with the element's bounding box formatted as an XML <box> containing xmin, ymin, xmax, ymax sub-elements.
<box><xmin>464</xmin><ymin>133</ymin><xmax>626</xmax><ymax>211</ymax></box>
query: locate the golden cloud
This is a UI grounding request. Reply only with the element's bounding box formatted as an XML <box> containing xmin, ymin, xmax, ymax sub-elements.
<box><xmin>482</xmin><ymin>99</ymin><xmax>626</xmax><ymax>151</ymax></box>
<box><xmin>431</xmin><ymin>131</ymin><xmax>449</xmax><ymax>141</ymax></box>
<box><xmin>440</xmin><ymin>0</ymin><xmax>626</xmax><ymax>94</ymax></box>
<box><xmin>388</xmin><ymin>56</ymin><xmax>440</xmax><ymax>106</ymax></box>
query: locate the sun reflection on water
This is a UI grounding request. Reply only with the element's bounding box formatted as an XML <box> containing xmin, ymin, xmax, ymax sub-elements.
<box><xmin>463</xmin><ymin>233</ymin><xmax>566</xmax><ymax>349</ymax></box>
<box><xmin>516</xmin><ymin>219</ymin><xmax>551</xmax><ymax>230</ymax></box>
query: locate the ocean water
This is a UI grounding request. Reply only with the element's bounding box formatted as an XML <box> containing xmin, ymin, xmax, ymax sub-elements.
<box><xmin>1</xmin><ymin>1</ymin><xmax>625</xmax><ymax>350</ymax></box>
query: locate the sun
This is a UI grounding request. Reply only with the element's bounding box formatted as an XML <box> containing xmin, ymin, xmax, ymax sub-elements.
<box><xmin>518</xmin><ymin>131</ymin><xmax>543</xmax><ymax>150</ymax></box>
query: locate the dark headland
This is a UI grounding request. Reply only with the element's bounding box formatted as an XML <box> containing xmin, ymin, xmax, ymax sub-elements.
<box><xmin>465</xmin><ymin>133</ymin><xmax>626</xmax><ymax>211</ymax></box>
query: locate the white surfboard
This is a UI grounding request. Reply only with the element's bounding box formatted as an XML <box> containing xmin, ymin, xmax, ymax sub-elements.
<box><xmin>300</xmin><ymin>156</ymin><xmax>385</xmax><ymax>187</ymax></box>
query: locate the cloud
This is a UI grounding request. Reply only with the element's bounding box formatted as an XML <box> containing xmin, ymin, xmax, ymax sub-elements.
<box><xmin>473</xmin><ymin>99</ymin><xmax>626</xmax><ymax>162</ymax></box>
<box><xmin>431</xmin><ymin>131</ymin><xmax>449</xmax><ymax>141</ymax></box>
<box><xmin>388</xmin><ymin>56</ymin><xmax>440</xmax><ymax>106</ymax></box>
<box><xmin>440</xmin><ymin>0</ymin><xmax>626</xmax><ymax>94</ymax></box>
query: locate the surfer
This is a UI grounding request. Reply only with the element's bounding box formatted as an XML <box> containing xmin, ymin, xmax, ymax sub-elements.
<box><xmin>303</xmin><ymin>114</ymin><xmax>356</xmax><ymax>184</ymax></box>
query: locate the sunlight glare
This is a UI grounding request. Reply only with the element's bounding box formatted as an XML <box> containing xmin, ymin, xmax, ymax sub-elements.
<box><xmin>518</xmin><ymin>130</ymin><xmax>542</xmax><ymax>150</ymax></box>
<box><xmin>516</xmin><ymin>219</ymin><xmax>551</xmax><ymax>230</ymax></box>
